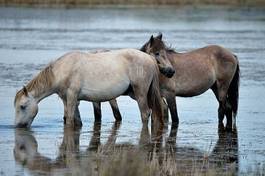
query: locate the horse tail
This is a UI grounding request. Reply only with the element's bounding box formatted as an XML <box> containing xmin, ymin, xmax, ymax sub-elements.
<box><xmin>147</xmin><ymin>68</ymin><xmax>164</xmax><ymax>125</ymax></box>
<box><xmin>228</xmin><ymin>55</ymin><xmax>240</xmax><ymax>118</ymax></box>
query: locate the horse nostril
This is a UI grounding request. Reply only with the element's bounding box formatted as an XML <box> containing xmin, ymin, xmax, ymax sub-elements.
<box><xmin>170</xmin><ymin>69</ymin><xmax>175</xmax><ymax>75</ymax></box>
<box><xmin>16</xmin><ymin>123</ymin><xmax>28</xmax><ymax>128</ymax></box>
<box><xmin>165</xmin><ymin>68</ymin><xmax>175</xmax><ymax>78</ymax></box>
<box><xmin>159</xmin><ymin>67</ymin><xmax>175</xmax><ymax>78</ymax></box>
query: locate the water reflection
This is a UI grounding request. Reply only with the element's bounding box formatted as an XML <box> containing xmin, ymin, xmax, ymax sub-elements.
<box><xmin>14</xmin><ymin>129</ymin><xmax>66</xmax><ymax>174</ymax></box>
<box><xmin>14</xmin><ymin>122</ymin><xmax>238</xmax><ymax>175</ymax></box>
<box><xmin>210</xmin><ymin>124</ymin><xmax>238</xmax><ymax>172</ymax></box>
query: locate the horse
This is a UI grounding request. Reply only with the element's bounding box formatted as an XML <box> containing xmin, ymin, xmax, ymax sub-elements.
<box><xmin>140</xmin><ymin>33</ymin><xmax>240</xmax><ymax>129</ymax></box>
<box><xmin>14</xmin><ymin>48</ymin><xmax>175</xmax><ymax>129</ymax></box>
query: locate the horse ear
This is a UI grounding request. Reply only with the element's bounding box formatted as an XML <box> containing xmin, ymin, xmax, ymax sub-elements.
<box><xmin>149</xmin><ymin>35</ymin><xmax>154</xmax><ymax>46</ymax></box>
<box><xmin>157</xmin><ymin>33</ymin><xmax>162</xmax><ymax>40</ymax></box>
<box><xmin>23</xmin><ymin>86</ymin><xmax>28</xmax><ymax>96</ymax></box>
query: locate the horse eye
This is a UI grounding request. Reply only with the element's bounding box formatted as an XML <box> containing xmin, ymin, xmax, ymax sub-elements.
<box><xmin>19</xmin><ymin>145</ymin><xmax>25</xmax><ymax>150</ymax></box>
<box><xmin>20</xmin><ymin>105</ymin><xmax>26</xmax><ymax>110</ymax></box>
<box><xmin>155</xmin><ymin>52</ymin><xmax>160</xmax><ymax>57</ymax></box>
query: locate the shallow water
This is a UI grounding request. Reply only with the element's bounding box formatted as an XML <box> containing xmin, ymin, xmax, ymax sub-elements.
<box><xmin>0</xmin><ymin>6</ymin><xmax>265</xmax><ymax>175</ymax></box>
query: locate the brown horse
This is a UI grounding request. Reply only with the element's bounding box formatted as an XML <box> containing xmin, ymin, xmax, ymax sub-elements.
<box><xmin>140</xmin><ymin>34</ymin><xmax>240</xmax><ymax>128</ymax></box>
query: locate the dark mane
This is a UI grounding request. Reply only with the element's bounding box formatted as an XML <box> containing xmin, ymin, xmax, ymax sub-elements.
<box><xmin>165</xmin><ymin>43</ymin><xmax>178</xmax><ymax>53</ymax></box>
<box><xmin>140</xmin><ymin>41</ymin><xmax>148</xmax><ymax>52</ymax></box>
<box><xmin>166</xmin><ymin>47</ymin><xmax>177</xmax><ymax>54</ymax></box>
<box><xmin>139</xmin><ymin>39</ymin><xmax>177</xmax><ymax>54</ymax></box>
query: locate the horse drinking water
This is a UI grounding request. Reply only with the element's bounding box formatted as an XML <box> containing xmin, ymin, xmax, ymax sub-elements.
<box><xmin>14</xmin><ymin>49</ymin><xmax>175</xmax><ymax>128</ymax></box>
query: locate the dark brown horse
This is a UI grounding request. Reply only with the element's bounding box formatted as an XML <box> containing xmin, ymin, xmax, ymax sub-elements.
<box><xmin>140</xmin><ymin>34</ymin><xmax>240</xmax><ymax>128</ymax></box>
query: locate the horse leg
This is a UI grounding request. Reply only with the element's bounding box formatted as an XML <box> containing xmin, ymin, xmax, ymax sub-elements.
<box><xmin>225</xmin><ymin>100</ymin><xmax>233</xmax><ymax>130</ymax></box>
<box><xmin>62</xmin><ymin>98</ymin><xmax>81</xmax><ymax>126</ymax></box>
<box><xmin>162</xmin><ymin>98</ymin><xmax>169</xmax><ymax>123</ymax></box>
<box><xmin>132</xmin><ymin>86</ymin><xmax>151</xmax><ymax>124</ymax></box>
<box><xmin>211</xmin><ymin>83</ymin><xmax>225</xmax><ymax>124</ymax></box>
<box><xmin>65</xmin><ymin>90</ymin><xmax>82</xmax><ymax>128</ymax></box>
<box><xmin>74</xmin><ymin>101</ymin><xmax>81</xmax><ymax>124</ymax></box>
<box><xmin>62</xmin><ymin>99</ymin><xmax>67</xmax><ymax>125</ymax></box>
<box><xmin>93</xmin><ymin>102</ymin><xmax>102</xmax><ymax>122</ymax></box>
<box><xmin>166</xmin><ymin>96</ymin><xmax>179</xmax><ymax>124</ymax></box>
<box><xmin>109</xmin><ymin>99</ymin><xmax>122</xmax><ymax>121</ymax></box>
<box><xmin>215</xmin><ymin>82</ymin><xmax>232</xmax><ymax>129</ymax></box>
<box><xmin>139</xmin><ymin>122</ymin><xmax>150</xmax><ymax>149</ymax></box>
<box><xmin>137</xmin><ymin>96</ymin><xmax>151</xmax><ymax>124</ymax></box>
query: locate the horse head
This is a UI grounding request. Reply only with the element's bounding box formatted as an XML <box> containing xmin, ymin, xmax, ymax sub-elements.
<box><xmin>14</xmin><ymin>86</ymin><xmax>38</xmax><ymax>128</ymax></box>
<box><xmin>140</xmin><ymin>33</ymin><xmax>175</xmax><ymax>78</ymax></box>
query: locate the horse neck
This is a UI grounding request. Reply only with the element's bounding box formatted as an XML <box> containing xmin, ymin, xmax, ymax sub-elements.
<box><xmin>30</xmin><ymin>84</ymin><xmax>55</xmax><ymax>103</ymax></box>
<box><xmin>25</xmin><ymin>65</ymin><xmax>56</xmax><ymax>103</ymax></box>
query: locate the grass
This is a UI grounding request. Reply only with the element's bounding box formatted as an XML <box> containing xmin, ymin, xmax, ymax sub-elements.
<box><xmin>66</xmin><ymin>145</ymin><xmax>238</xmax><ymax>176</ymax></box>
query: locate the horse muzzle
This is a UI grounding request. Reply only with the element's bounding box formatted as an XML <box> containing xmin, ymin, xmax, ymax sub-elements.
<box><xmin>160</xmin><ymin>67</ymin><xmax>175</xmax><ymax>78</ymax></box>
<box><xmin>15</xmin><ymin>122</ymin><xmax>29</xmax><ymax>128</ymax></box>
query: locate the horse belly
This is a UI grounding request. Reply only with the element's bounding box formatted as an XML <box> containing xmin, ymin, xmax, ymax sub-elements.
<box><xmin>79</xmin><ymin>75</ymin><xmax>130</xmax><ymax>102</ymax></box>
<box><xmin>175</xmin><ymin>75</ymin><xmax>215</xmax><ymax>97</ymax></box>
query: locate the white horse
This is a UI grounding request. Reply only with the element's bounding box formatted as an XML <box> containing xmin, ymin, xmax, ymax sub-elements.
<box><xmin>14</xmin><ymin>49</ymin><xmax>175</xmax><ymax>128</ymax></box>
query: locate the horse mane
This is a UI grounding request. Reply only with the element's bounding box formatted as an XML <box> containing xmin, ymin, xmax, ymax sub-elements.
<box><xmin>165</xmin><ymin>43</ymin><xmax>178</xmax><ymax>53</ymax></box>
<box><xmin>14</xmin><ymin>64</ymin><xmax>54</xmax><ymax>104</ymax></box>
<box><xmin>139</xmin><ymin>39</ymin><xmax>177</xmax><ymax>54</ymax></box>
<box><xmin>139</xmin><ymin>42</ymin><xmax>148</xmax><ymax>52</ymax></box>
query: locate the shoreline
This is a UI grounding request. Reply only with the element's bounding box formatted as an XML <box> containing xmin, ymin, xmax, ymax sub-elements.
<box><xmin>1</xmin><ymin>0</ymin><xmax>265</xmax><ymax>8</ymax></box>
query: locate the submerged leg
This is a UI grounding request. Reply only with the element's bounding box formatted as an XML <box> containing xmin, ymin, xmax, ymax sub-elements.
<box><xmin>109</xmin><ymin>99</ymin><xmax>122</xmax><ymax>121</ymax></box>
<box><xmin>63</xmin><ymin>99</ymin><xmax>81</xmax><ymax>126</ymax></box>
<box><xmin>93</xmin><ymin>102</ymin><xmax>102</xmax><ymax>122</ymax></box>
<box><xmin>166</xmin><ymin>96</ymin><xmax>179</xmax><ymax>124</ymax></box>
<box><xmin>139</xmin><ymin>123</ymin><xmax>150</xmax><ymax>149</ymax></box>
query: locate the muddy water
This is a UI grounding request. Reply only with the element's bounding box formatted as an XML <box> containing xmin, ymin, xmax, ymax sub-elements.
<box><xmin>0</xmin><ymin>6</ymin><xmax>265</xmax><ymax>175</ymax></box>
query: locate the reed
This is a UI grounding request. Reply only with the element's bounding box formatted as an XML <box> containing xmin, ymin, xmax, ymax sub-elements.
<box><xmin>76</xmin><ymin>145</ymin><xmax>238</xmax><ymax>176</ymax></box>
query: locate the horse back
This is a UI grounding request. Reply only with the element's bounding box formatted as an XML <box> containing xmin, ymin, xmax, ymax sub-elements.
<box><xmin>51</xmin><ymin>49</ymin><xmax>156</xmax><ymax>101</ymax></box>
<box><xmin>162</xmin><ymin>45</ymin><xmax>238</xmax><ymax>97</ymax></box>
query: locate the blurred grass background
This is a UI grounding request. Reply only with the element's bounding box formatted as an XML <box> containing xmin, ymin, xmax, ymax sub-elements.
<box><xmin>1</xmin><ymin>0</ymin><xmax>265</xmax><ymax>7</ymax></box>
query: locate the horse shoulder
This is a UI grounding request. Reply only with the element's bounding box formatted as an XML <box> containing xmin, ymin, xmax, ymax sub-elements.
<box><xmin>124</xmin><ymin>49</ymin><xmax>155</xmax><ymax>66</ymax></box>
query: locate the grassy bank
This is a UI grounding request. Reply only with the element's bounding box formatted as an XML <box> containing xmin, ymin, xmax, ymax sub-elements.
<box><xmin>1</xmin><ymin>0</ymin><xmax>265</xmax><ymax>7</ymax></box>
